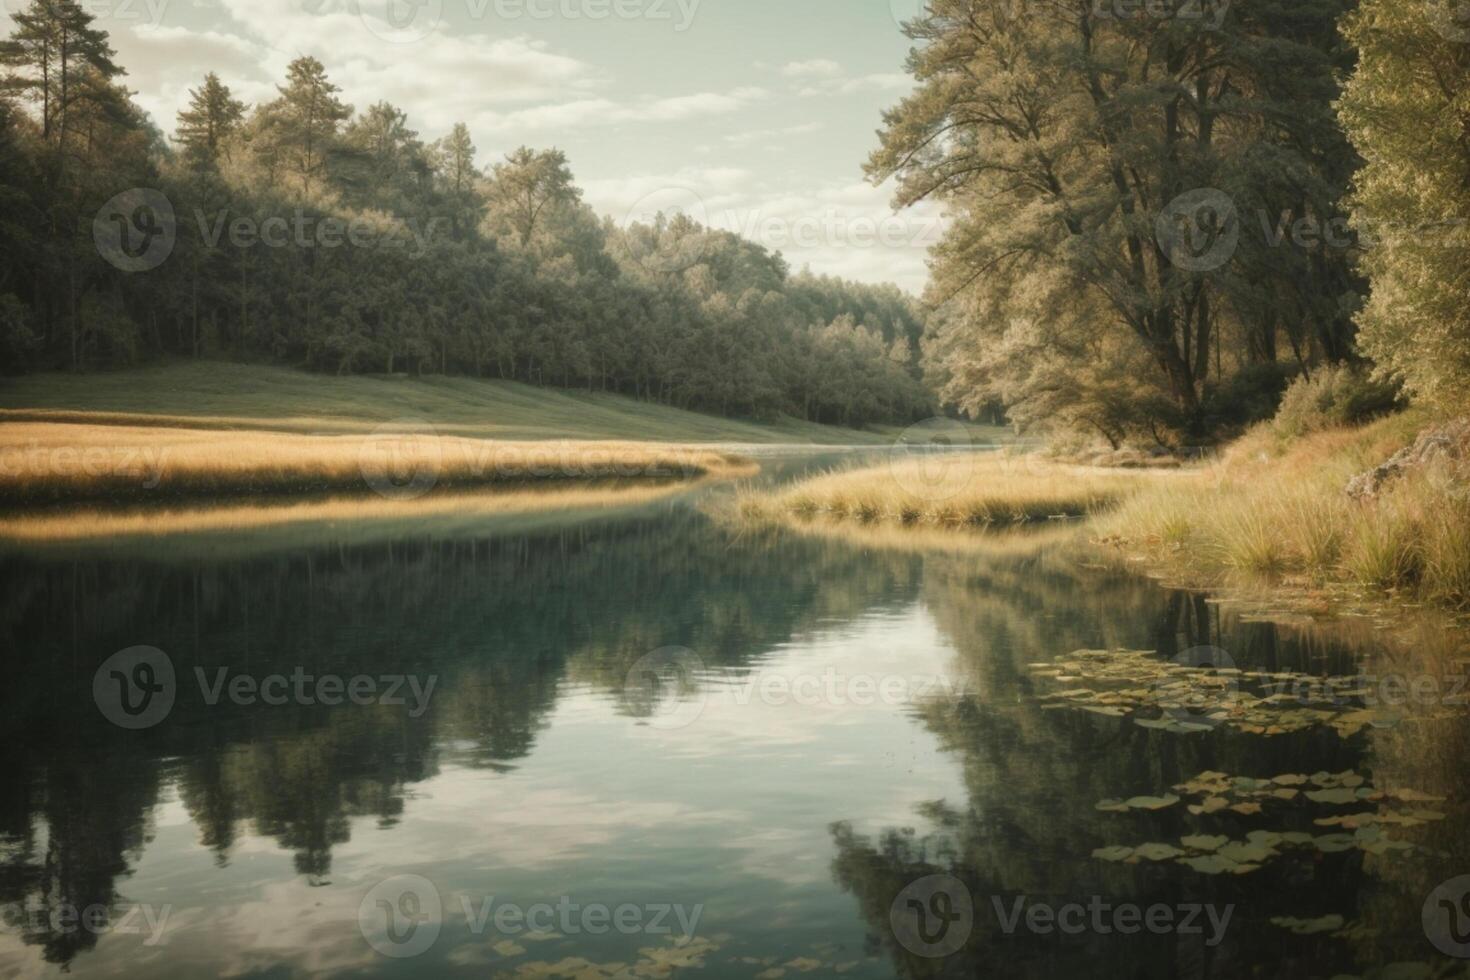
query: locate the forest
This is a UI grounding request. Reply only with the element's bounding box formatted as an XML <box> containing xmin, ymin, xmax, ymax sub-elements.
<box><xmin>2</xmin><ymin>0</ymin><xmax>1468</xmax><ymax>444</ymax></box>
<box><xmin>870</xmin><ymin>0</ymin><xmax>1469</xmax><ymax>443</ymax></box>
<box><xmin>0</xmin><ymin>1</ymin><xmax>931</xmax><ymax>428</ymax></box>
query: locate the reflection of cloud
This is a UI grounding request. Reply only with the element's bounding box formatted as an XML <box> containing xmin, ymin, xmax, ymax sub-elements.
<box><xmin>339</xmin><ymin>779</ymin><xmax>731</xmax><ymax>870</ymax></box>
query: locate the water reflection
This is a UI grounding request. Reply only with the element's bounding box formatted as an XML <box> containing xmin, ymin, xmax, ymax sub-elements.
<box><xmin>0</xmin><ymin>482</ymin><xmax>1464</xmax><ymax>977</ymax></box>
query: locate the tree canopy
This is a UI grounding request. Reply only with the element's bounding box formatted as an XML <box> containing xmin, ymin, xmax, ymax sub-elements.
<box><xmin>0</xmin><ymin>5</ymin><xmax>932</xmax><ymax>428</ymax></box>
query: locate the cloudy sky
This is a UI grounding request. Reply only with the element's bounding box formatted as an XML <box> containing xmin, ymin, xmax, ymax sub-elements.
<box><xmin>27</xmin><ymin>0</ymin><xmax>944</xmax><ymax>293</ymax></box>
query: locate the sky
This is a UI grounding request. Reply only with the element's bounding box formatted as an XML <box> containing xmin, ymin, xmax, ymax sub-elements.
<box><xmin>20</xmin><ymin>0</ymin><xmax>946</xmax><ymax>293</ymax></box>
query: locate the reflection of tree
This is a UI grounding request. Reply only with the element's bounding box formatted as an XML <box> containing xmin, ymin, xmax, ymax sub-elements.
<box><xmin>827</xmin><ymin>545</ymin><xmax>1437</xmax><ymax>979</ymax></box>
<box><xmin>0</xmin><ymin>733</ymin><xmax>159</xmax><ymax>965</ymax></box>
<box><xmin>0</xmin><ymin>503</ymin><xmax>923</xmax><ymax>966</ymax></box>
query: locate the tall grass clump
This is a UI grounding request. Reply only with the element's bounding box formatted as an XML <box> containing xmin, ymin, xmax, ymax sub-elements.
<box><xmin>1342</xmin><ymin>501</ymin><xmax>1424</xmax><ymax>592</ymax></box>
<box><xmin>0</xmin><ymin>422</ymin><xmax>753</xmax><ymax>504</ymax></box>
<box><xmin>739</xmin><ymin>454</ymin><xmax>1147</xmax><ymax>528</ymax></box>
<box><xmin>1106</xmin><ymin>409</ymin><xmax>1470</xmax><ymax>610</ymax></box>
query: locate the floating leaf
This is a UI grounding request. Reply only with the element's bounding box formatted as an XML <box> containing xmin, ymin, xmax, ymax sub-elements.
<box><xmin>1218</xmin><ymin>841</ymin><xmax>1275</xmax><ymax>864</ymax></box>
<box><xmin>1133</xmin><ymin>842</ymin><xmax>1186</xmax><ymax>861</ymax></box>
<box><xmin>1095</xmin><ymin>799</ymin><xmax>1130</xmax><ymax>813</ymax></box>
<box><xmin>1188</xmin><ymin>796</ymin><xmax>1229</xmax><ymax>815</ymax></box>
<box><xmin>1092</xmin><ymin>845</ymin><xmax>1135</xmax><ymax>862</ymax></box>
<box><xmin>1181</xmin><ymin>834</ymin><xmax>1229</xmax><ymax>852</ymax></box>
<box><xmin>1178</xmin><ymin>854</ymin><xmax>1260</xmax><ymax>875</ymax></box>
<box><xmin>1314</xmin><ymin>834</ymin><xmax>1356</xmax><ymax>853</ymax></box>
<box><xmin>1125</xmin><ymin>794</ymin><xmax>1180</xmax><ymax>811</ymax></box>
<box><xmin>1306</xmin><ymin>788</ymin><xmax>1359</xmax><ymax>805</ymax></box>
<box><xmin>1270</xmin><ymin>914</ymin><xmax>1345</xmax><ymax>935</ymax></box>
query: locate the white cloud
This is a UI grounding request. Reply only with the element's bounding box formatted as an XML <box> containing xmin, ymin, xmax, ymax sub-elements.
<box><xmin>582</xmin><ymin>169</ymin><xmax>943</xmax><ymax>292</ymax></box>
<box><xmin>797</xmin><ymin>72</ymin><xmax>913</xmax><ymax>97</ymax></box>
<box><xmin>723</xmin><ymin>122</ymin><xmax>823</xmax><ymax>147</ymax></box>
<box><xmin>473</xmin><ymin>86</ymin><xmax>767</xmax><ymax>133</ymax></box>
<box><xmin>780</xmin><ymin>58</ymin><xmax>843</xmax><ymax>78</ymax></box>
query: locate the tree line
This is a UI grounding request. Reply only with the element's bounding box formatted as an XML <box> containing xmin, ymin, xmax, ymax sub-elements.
<box><xmin>872</xmin><ymin>0</ymin><xmax>1469</xmax><ymax>443</ymax></box>
<box><xmin>0</xmin><ymin>1</ymin><xmax>932</xmax><ymax>428</ymax></box>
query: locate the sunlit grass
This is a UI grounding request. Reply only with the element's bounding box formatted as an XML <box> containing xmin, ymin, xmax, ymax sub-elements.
<box><xmin>0</xmin><ymin>422</ymin><xmax>754</xmax><ymax>504</ymax></box>
<box><xmin>0</xmin><ymin>481</ymin><xmax>695</xmax><ymax>545</ymax></box>
<box><xmin>737</xmin><ymin>453</ymin><xmax>1149</xmax><ymax>527</ymax></box>
<box><xmin>1104</xmin><ymin>410</ymin><xmax>1470</xmax><ymax>608</ymax></box>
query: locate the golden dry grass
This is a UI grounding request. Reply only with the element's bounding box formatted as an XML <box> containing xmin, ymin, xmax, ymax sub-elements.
<box><xmin>736</xmin><ymin>452</ymin><xmax>1149</xmax><ymax>527</ymax></box>
<box><xmin>1102</xmin><ymin>410</ymin><xmax>1470</xmax><ymax>608</ymax></box>
<box><xmin>0</xmin><ymin>481</ymin><xmax>695</xmax><ymax>545</ymax></box>
<box><xmin>0</xmin><ymin>422</ymin><xmax>754</xmax><ymax>504</ymax></box>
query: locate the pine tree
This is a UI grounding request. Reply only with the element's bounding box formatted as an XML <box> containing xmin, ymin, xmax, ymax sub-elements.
<box><xmin>174</xmin><ymin>72</ymin><xmax>245</xmax><ymax>171</ymax></box>
<box><xmin>0</xmin><ymin>0</ymin><xmax>122</xmax><ymax>174</ymax></box>
<box><xmin>255</xmin><ymin>56</ymin><xmax>351</xmax><ymax>200</ymax></box>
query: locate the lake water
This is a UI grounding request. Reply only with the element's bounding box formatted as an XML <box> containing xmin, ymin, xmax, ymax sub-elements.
<box><xmin>2</xmin><ymin>455</ymin><xmax>1468</xmax><ymax>979</ymax></box>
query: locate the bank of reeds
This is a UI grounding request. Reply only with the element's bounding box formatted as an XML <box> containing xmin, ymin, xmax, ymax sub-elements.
<box><xmin>737</xmin><ymin>454</ymin><xmax>1146</xmax><ymax>527</ymax></box>
<box><xmin>1102</xmin><ymin>412</ymin><xmax>1470</xmax><ymax>609</ymax></box>
<box><xmin>0</xmin><ymin>422</ymin><xmax>752</xmax><ymax>505</ymax></box>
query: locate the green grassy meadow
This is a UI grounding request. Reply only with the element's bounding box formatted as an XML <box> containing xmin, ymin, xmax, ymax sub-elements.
<box><xmin>0</xmin><ymin>361</ymin><xmax>897</xmax><ymax>445</ymax></box>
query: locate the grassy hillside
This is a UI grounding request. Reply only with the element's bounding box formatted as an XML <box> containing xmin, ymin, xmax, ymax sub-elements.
<box><xmin>0</xmin><ymin>362</ymin><xmax>895</xmax><ymax>445</ymax></box>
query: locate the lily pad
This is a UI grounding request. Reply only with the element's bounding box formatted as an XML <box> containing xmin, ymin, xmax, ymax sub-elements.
<box><xmin>1218</xmin><ymin>841</ymin><xmax>1275</xmax><ymax>864</ymax></box>
<box><xmin>1092</xmin><ymin>845</ymin><xmax>1135</xmax><ymax>862</ymax></box>
<box><xmin>1178</xmin><ymin>854</ymin><xmax>1260</xmax><ymax>875</ymax></box>
<box><xmin>1270</xmin><ymin>914</ymin><xmax>1345</xmax><ymax>935</ymax></box>
<box><xmin>1306</xmin><ymin>788</ymin><xmax>1360</xmax><ymax>805</ymax></box>
<box><xmin>1180</xmin><ymin>834</ymin><xmax>1229</xmax><ymax>852</ymax></box>
<box><xmin>1313</xmin><ymin>834</ymin><xmax>1357</xmax><ymax>853</ymax></box>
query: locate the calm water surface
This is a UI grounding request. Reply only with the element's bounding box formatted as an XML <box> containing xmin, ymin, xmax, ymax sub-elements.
<box><xmin>2</xmin><ymin>456</ymin><xmax>1468</xmax><ymax>979</ymax></box>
